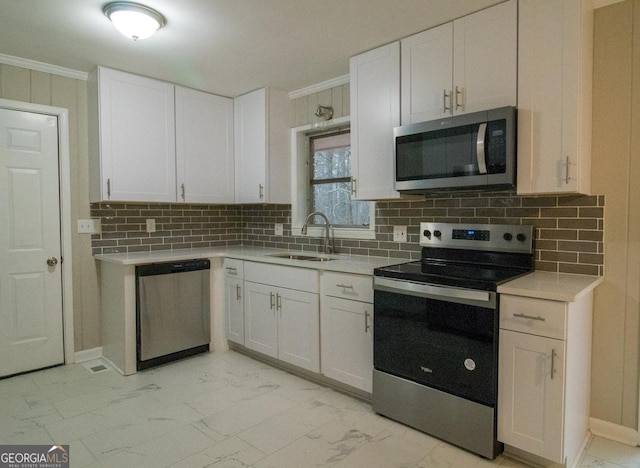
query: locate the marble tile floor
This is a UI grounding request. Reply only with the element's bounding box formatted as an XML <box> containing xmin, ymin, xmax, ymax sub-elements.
<box><xmin>1</xmin><ymin>350</ymin><xmax>639</xmax><ymax>468</ymax></box>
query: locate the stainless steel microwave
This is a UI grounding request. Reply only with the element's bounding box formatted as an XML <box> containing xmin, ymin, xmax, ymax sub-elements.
<box><xmin>394</xmin><ymin>106</ymin><xmax>516</xmax><ymax>193</ymax></box>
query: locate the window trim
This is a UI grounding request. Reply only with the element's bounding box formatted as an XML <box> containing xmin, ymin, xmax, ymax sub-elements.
<box><xmin>291</xmin><ymin>117</ymin><xmax>375</xmax><ymax>240</ymax></box>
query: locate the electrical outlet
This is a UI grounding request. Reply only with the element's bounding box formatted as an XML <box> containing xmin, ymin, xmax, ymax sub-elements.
<box><xmin>393</xmin><ymin>225</ymin><xmax>407</xmax><ymax>242</ymax></box>
<box><xmin>77</xmin><ymin>218</ymin><xmax>101</xmax><ymax>234</ymax></box>
<box><xmin>274</xmin><ymin>223</ymin><xmax>284</xmax><ymax>236</ymax></box>
<box><xmin>146</xmin><ymin>219</ymin><xmax>156</xmax><ymax>233</ymax></box>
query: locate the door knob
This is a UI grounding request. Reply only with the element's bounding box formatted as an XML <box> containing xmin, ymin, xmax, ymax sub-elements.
<box><xmin>46</xmin><ymin>257</ymin><xmax>59</xmax><ymax>267</ymax></box>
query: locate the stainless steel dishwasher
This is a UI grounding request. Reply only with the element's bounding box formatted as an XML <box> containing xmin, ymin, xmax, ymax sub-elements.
<box><xmin>136</xmin><ymin>259</ymin><xmax>211</xmax><ymax>370</ymax></box>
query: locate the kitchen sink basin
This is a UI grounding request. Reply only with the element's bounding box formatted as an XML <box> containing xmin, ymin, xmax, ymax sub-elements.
<box><xmin>267</xmin><ymin>253</ymin><xmax>336</xmax><ymax>262</ymax></box>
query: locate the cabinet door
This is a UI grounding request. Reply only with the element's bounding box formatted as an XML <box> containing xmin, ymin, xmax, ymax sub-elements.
<box><xmin>175</xmin><ymin>87</ymin><xmax>234</xmax><ymax>203</ymax></box>
<box><xmin>453</xmin><ymin>0</ymin><xmax>517</xmax><ymax>115</ymax></box>
<box><xmin>98</xmin><ymin>67</ymin><xmax>176</xmax><ymax>202</ymax></box>
<box><xmin>225</xmin><ymin>278</ymin><xmax>244</xmax><ymax>345</ymax></box>
<box><xmin>498</xmin><ymin>330</ymin><xmax>566</xmax><ymax>463</ymax></box>
<box><xmin>517</xmin><ymin>0</ymin><xmax>593</xmax><ymax>194</ymax></box>
<box><xmin>278</xmin><ymin>288</ymin><xmax>319</xmax><ymax>372</ymax></box>
<box><xmin>244</xmin><ymin>281</ymin><xmax>277</xmax><ymax>358</ymax></box>
<box><xmin>234</xmin><ymin>89</ymin><xmax>267</xmax><ymax>203</ymax></box>
<box><xmin>401</xmin><ymin>23</ymin><xmax>453</xmax><ymax>124</ymax></box>
<box><xmin>350</xmin><ymin>42</ymin><xmax>401</xmax><ymax>200</ymax></box>
<box><xmin>321</xmin><ymin>296</ymin><xmax>373</xmax><ymax>392</ymax></box>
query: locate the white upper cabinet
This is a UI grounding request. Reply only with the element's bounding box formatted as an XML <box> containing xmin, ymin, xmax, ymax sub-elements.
<box><xmin>89</xmin><ymin>66</ymin><xmax>176</xmax><ymax>202</ymax></box>
<box><xmin>175</xmin><ymin>87</ymin><xmax>234</xmax><ymax>203</ymax></box>
<box><xmin>401</xmin><ymin>0</ymin><xmax>517</xmax><ymax>124</ymax></box>
<box><xmin>234</xmin><ymin>88</ymin><xmax>291</xmax><ymax>204</ymax></box>
<box><xmin>350</xmin><ymin>42</ymin><xmax>401</xmax><ymax>200</ymax></box>
<box><xmin>401</xmin><ymin>23</ymin><xmax>453</xmax><ymax>124</ymax></box>
<box><xmin>517</xmin><ymin>0</ymin><xmax>593</xmax><ymax>195</ymax></box>
<box><xmin>89</xmin><ymin>66</ymin><xmax>236</xmax><ymax>203</ymax></box>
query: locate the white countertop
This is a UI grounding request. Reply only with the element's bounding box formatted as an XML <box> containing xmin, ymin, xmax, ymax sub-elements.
<box><xmin>497</xmin><ymin>270</ymin><xmax>604</xmax><ymax>302</ymax></box>
<box><xmin>94</xmin><ymin>246</ymin><xmax>405</xmax><ymax>276</ymax></box>
<box><xmin>95</xmin><ymin>247</ymin><xmax>604</xmax><ymax>299</ymax></box>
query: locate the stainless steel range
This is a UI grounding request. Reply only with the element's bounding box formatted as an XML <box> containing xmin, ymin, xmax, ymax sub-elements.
<box><xmin>372</xmin><ymin>222</ymin><xmax>534</xmax><ymax>459</ymax></box>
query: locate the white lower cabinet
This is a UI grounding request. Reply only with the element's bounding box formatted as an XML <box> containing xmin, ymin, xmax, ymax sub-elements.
<box><xmin>243</xmin><ymin>262</ymin><xmax>320</xmax><ymax>372</ymax></box>
<box><xmin>499</xmin><ymin>330</ymin><xmax>565</xmax><ymax>461</ymax></box>
<box><xmin>498</xmin><ymin>293</ymin><xmax>593</xmax><ymax>467</ymax></box>
<box><xmin>244</xmin><ymin>281</ymin><xmax>279</xmax><ymax>357</ymax></box>
<box><xmin>320</xmin><ymin>272</ymin><xmax>373</xmax><ymax>393</ymax></box>
<box><xmin>224</xmin><ymin>259</ymin><xmax>244</xmax><ymax>345</ymax></box>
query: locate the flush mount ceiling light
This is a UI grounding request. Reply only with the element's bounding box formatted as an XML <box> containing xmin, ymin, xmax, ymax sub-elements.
<box><xmin>103</xmin><ymin>2</ymin><xmax>166</xmax><ymax>41</ymax></box>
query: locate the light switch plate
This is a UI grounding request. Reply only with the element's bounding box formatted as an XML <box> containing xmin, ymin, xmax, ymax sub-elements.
<box><xmin>274</xmin><ymin>223</ymin><xmax>284</xmax><ymax>236</ymax></box>
<box><xmin>393</xmin><ymin>225</ymin><xmax>407</xmax><ymax>242</ymax></box>
<box><xmin>77</xmin><ymin>218</ymin><xmax>101</xmax><ymax>234</ymax></box>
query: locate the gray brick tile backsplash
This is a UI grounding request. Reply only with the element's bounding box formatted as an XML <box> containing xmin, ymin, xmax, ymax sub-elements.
<box><xmin>90</xmin><ymin>192</ymin><xmax>605</xmax><ymax>276</ymax></box>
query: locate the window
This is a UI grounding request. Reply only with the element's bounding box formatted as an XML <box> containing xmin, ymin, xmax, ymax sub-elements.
<box><xmin>291</xmin><ymin>117</ymin><xmax>375</xmax><ymax>240</ymax></box>
<box><xmin>308</xmin><ymin>131</ymin><xmax>370</xmax><ymax>228</ymax></box>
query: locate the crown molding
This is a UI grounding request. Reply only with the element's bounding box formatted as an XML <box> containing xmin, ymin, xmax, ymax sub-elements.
<box><xmin>593</xmin><ymin>0</ymin><xmax>624</xmax><ymax>8</ymax></box>
<box><xmin>288</xmin><ymin>74</ymin><xmax>349</xmax><ymax>99</ymax></box>
<box><xmin>0</xmin><ymin>54</ymin><xmax>88</xmax><ymax>81</ymax></box>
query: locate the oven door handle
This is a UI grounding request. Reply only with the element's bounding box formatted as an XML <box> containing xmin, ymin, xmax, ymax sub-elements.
<box><xmin>374</xmin><ymin>277</ymin><xmax>493</xmax><ymax>305</ymax></box>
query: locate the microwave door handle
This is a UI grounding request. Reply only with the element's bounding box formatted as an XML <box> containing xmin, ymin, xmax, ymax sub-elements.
<box><xmin>476</xmin><ymin>122</ymin><xmax>488</xmax><ymax>174</ymax></box>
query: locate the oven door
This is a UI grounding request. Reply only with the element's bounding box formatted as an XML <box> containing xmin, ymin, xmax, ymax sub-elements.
<box><xmin>373</xmin><ymin>277</ymin><xmax>498</xmax><ymax>406</ymax></box>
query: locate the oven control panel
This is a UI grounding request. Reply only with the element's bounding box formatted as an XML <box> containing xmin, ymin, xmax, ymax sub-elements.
<box><xmin>420</xmin><ymin>222</ymin><xmax>533</xmax><ymax>253</ymax></box>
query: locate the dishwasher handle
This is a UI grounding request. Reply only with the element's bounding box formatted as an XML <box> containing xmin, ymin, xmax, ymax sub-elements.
<box><xmin>137</xmin><ymin>259</ymin><xmax>210</xmax><ymax>276</ymax></box>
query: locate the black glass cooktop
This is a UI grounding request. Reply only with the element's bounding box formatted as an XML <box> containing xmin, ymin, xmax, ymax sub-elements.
<box><xmin>374</xmin><ymin>260</ymin><xmax>532</xmax><ymax>291</ymax></box>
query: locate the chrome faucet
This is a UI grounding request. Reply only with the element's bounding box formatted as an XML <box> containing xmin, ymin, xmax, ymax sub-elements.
<box><xmin>301</xmin><ymin>211</ymin><xmax>334</xmax><ymax>254</ymax></box>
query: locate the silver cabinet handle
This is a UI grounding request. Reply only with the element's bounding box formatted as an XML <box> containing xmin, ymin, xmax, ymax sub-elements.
<box><xmin>443</xmin><ymin>89</ymin><xmax>451</xmax><ymax>113</ymax></box>
<box><xmin>513</xmin><ymin>313</ymin><xmax>546</xmax><ymax>322</ymax></box>
<box><xmin>550</xmin><ymin>349</ymin><xmax>556</xmax><ymax>380</ymax></box>
<box><xmin>565</xmin><ymin>156</ymin><xmax>571</xmax><ymax>184</ymax></box>
<box><xmin>269</xmin><ymin>292</ymin><xmax>275</xmax><ymax>310</ymax></box>
<box><xmin>364</xmin><ymin>309</ymin><xmax>371</xmax><ymax>333</ymax></box>
<box><xmin>46</xmin><ymin>257</ymin><xmax>59</xmax><ymax>267</ymax></box>
<box><xmin>476</xmin><ymin>122</ymin><xmax>487</xmax><ymax>174</ymax></box>
<box><xmin>336</xmin><ymin>284</ymin><xmax>354</xmax><ymax>290</ymax></box>
<box><xmin>351</xmin><ymin>178</ymin><xmax>357</xmax><ymax>195</ymax></box>
<box><xmin>236</xmin><ymin>284</ymin><xmax>242</xmax><ymax>301</ymax></box>
<box><xmin>455</xmin><ymin>86</ymin><xmax>464</xmax><ymax>111</ymax></box>
<box><xmin>106</xmin><ymin>178</ymin><xmax>111</xmax><ymax>198</ymax></box>
<box><xmin>225</xmin><ymin>266</ymin><xmax>237</xmax><ymax>274</ymax></box>
<box><xmin>276</xmin><ymin>293</ymin><xmax>282</xmax><ymax>311</ymax></box>
<box><xmin>180</xmin><ymin>183</ymin><xmax>186</xmax><ymax>201</ymax></box>
<box><xmin>259</xmin><ymin>184</ymin><xmax>264</xmax><ymax>200</ymax></box>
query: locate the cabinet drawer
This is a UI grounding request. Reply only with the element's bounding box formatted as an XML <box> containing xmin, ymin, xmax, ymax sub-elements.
<box><xmin>244</xmin><ymin>262</ymin><xmax>318</xmax><ymax>293</ymax></box>
<box><xmin>322</xmin><ymin>272</ymin><xmax>373</xmax><ymax>303</ymax></box>
<box><xmin>500</xmin><ymin>295</ymin><xmax>567</xmax><ymax>340</ymax></box>
<box><xmin>223</xmin><ymin>258</ymin><xmax>243</xmax><ymax>279</ymax></box>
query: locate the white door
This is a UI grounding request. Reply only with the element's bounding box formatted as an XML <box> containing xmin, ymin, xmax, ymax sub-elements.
<box><xmin>225</xmin><ymin>277</ymin><xmax>244</xmax><ymax>345</ymax></box>
<box><xmin>401</xmin><ymin>22</ymin><xmax>454</xmax><ymax>124</ymax></box>
<box><xmin>498</xmin><ymin>330</ymin><xmax>565</xmax><ymax>462</ymax></box>
<box><xmin>234</xmin><ymin>89</ymin><xmax>266</xmax><ymax>203</ymax></box>
<box><xmin>278</xmin><ymin>288</ymin><xmax>319</xmax><ymax>372</ymax></box>
<box><xmin>175</xmin><ymin>87</ymin><xmax>234</xmax><ymax>203</ymax></box>
<box><xmin>321</xmin><ymin>296</ymin><xmax>373</xmax><ymax>392</ymax></box>
<box><xmin>452</xmin><ymin>0</ymin><xmax>517</xmax><ymax>115</ymax></box>
<box><xmin>0</xmin><ymin>108</ymin><xmax>64</xmax><ymax>378</ymax></box>
<box><xmin>243</xmin><ymin>281</ymin><xmax>278</xmax><ymax>358</ymax></box>
<box><xmin>350</xmin><ymin>42</ymin><xmax>401</xmax><ymax>200</ymax></box>
<box><xmin>98</xmin><ymin>67</ymin><xmax>176</xmax><ymax>202</ymax></box>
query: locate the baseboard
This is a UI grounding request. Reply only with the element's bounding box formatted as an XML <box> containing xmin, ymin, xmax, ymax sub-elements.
<box><xmin>74</xmin><ymin>347</ymin><xmax>103</xmax><ymax>363</ymax></box>
<box><xmin>590</xmin><ymin>417</ymin><xmax>639</xmax><ymax>446</ymax></box>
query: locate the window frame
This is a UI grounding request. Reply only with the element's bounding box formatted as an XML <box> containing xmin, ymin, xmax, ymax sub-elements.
<box><xmin>291</xmin><ymin>117</ymin><xmax>375</xmax><ymax>240</ymax></box>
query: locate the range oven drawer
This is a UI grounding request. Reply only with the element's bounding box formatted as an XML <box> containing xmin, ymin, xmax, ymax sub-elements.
<box><xmin>373</xmin><ymin>287</ymin><xmax>499</xmax><ymax>406</ymax></box>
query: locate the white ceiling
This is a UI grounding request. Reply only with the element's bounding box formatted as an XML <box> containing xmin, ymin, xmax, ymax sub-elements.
<box><xmin>0</xmin><ymin>0</ymin><xmax>504</xmax><ymax>97</ymax></box>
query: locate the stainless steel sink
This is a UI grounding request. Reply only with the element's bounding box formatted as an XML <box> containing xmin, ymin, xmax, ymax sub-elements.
<box><xmin>267</xmin><ymin>253</ymin><xmax>336</xmax><ymax>262</ymax></box>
